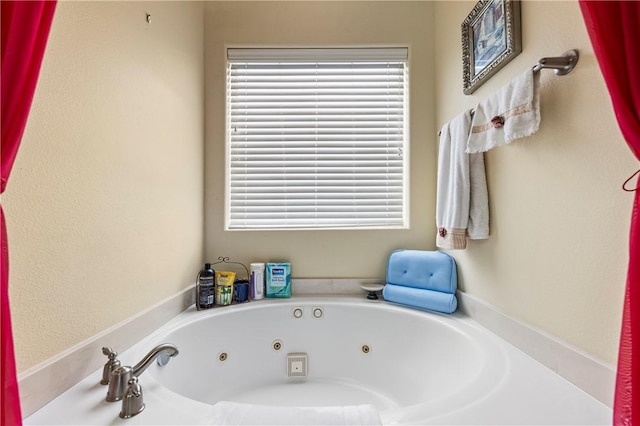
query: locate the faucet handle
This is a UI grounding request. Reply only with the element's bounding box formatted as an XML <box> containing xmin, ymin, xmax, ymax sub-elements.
<box><xmin>102</xmin><ymin>346</ymin><xmax>117</xmax><ymax>358</ymax></box>
<box><xmin>100</xmin><ymin>347</ymin><xmax>121</xmax><ymax>385</ymax></box>
<box><xmin>119</xmin><ymin>376</ymin><xmax>145</xmax><ymax>419</ymax></box>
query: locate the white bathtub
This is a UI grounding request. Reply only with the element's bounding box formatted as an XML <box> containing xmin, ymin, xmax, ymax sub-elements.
<box><xmin>26</xmin><ymin>297</ymin><xmax>611</xmax><ymax>425</ymax></box>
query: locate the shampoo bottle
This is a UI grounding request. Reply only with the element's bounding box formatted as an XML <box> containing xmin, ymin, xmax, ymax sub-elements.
<box><xmin>196</xmin><ymin>263</ymin><xmax>215</xmax><ymax>310</ymax></box>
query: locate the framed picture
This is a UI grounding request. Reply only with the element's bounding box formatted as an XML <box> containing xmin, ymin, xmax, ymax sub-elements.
<box><xmin>462</xmin><ymin>0</ymin><xmax>522</xmax><ymax>95</ymax></box>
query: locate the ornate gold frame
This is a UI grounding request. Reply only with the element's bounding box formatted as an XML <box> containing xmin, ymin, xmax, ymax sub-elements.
<box><xmin>462</xmin><ymin>0</ymin><xmax>522</xmax><ymax>95</ymax></box>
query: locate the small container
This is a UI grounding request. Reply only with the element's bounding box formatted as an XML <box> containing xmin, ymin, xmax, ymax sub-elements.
<box><xmin>250</xmin><ymin>263</ymin><xmax>265</xmax><ymax>300</ymax></box>
<box><xmin>266</xmin><ymin>262</ymin><xmax>291</xmax><ymax>298</ymax></box>
<box><xmin>196</xmin><ymin>263</ymin><xmax>215</xmax><ymax>310</ymax></box>
<box><xmin>233</xmin><ymin>279</ymin><xmax>250</xmax><ymax>303</ymax></box>
<box><xmin>215</xmin><ymin>271</ymin><xmax>235</xmax><ymax>306</ymax></box>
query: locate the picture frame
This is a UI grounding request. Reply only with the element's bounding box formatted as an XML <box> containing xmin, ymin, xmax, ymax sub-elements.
<box><xmin>462</xmin><ymin>0</ymin><xmax>522</xmax><ymax>95</ymax></box>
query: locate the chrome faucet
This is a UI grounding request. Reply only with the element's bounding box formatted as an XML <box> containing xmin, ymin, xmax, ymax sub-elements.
<box><xmin>106</xmin><ymin>343</ymin><xmax>179</xmax><ymax>402</ymax></box>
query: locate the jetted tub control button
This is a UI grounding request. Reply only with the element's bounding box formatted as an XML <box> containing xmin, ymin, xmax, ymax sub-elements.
<box><xmin>293</xmin><ymin>308</ymin><xmax>303</xmax><ymax>318</ymax></box>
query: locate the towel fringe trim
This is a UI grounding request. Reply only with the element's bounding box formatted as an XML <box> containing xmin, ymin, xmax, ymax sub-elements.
<box><xmin>436</xmin><ymin>227</ymin><xmax>467</xmax><ymax>250</ymax></box>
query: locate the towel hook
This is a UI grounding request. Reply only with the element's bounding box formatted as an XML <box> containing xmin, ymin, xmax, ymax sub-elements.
<box><xmin>622</xmin><ymin>169</ymin><xmax>640</xmax><ymax>192</ymax></box>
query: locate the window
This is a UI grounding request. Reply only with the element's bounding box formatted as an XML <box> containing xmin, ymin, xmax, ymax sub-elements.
<box><xmin>226</xmin><ymin>48</ymin><xmax>409</xmax><ymax>230</ymax></box>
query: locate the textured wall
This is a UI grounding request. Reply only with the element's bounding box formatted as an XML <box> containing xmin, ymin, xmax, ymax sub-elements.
<box><xmin>433</xmin><ymin>0</ymin><xmax>635</xmax><ymax>364</ymax></box>
<box><xmin>4</xmin><ymin>1</ymin><xmax>205</xmax><ymax>372</ymax></box>
<box><xmin>204</xmin><ymin>1</ymin><xmax>436</xmax><ymax>278</ymax></box>
<box><xmin>6</xmin><ymin>0</ymin><xmax>627</xmax><ymax>374</ymax></box>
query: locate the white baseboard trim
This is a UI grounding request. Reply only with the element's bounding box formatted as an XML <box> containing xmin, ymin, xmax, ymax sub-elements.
<box><xmin>456</xmin><ymin>290</ymin><xmax>616</xmax><ymax>408</ymax></box>
<box><xmin>18</xmin><ymin>285</ymin><xmax>195</xmax><ymax>418</ymax></box>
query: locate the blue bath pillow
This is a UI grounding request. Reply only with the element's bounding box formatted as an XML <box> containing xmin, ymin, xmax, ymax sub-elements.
<box><xmin>383</xmin><ymin>284</ymin><xmax>458</xmax><ymax>314</ymax></box>
<box><xmin>386</xmin><ymin>249</ymin><xmax>457</xmax><ymax>294</ymax></box>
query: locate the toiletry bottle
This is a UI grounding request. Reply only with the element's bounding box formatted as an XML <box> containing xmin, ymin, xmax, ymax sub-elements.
<box><xmin>250</xmin><ymin>263</ymin><xmax>265</xmax><ymax>300</ymax></box>
<box><xmin>196</xmin><ymin>263</ymin><xmax>215</xmax><ymax>310</ymax></box>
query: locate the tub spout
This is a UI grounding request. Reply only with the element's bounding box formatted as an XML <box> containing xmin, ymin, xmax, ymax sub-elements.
<box><xmin>106</xmin><ymin>343</ymin><xmax>178</xmax><ymax>402</ymax></box>
<box><xmin>132</xmin><ymin>343</ymin><xmax>179</xmax><ymax>377</ymax></box>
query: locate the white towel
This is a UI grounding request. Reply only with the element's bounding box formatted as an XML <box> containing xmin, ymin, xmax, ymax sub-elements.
<box><xmin>467</xmin><ymin>151</ymin><xmax>489</xmax><ymax>241</ymax></box>
<box><xmin>436</xmin><ymin>111</ymin><xmax>489</xmax><ymax>250</ymax></box>
<box><xmin>466</xmin><ymin>69</ymin><xmax>540</xmax><ymax>153</ymax></box>
<box><xmin>206</xmin><ymin>401</ymin><xmax>382</xmax><ymax>425</ymax></box>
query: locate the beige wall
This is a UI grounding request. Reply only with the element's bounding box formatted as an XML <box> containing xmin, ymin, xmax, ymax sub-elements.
<box><xmin>4</xmin><ymin>1</ymin><xmax>205</xmax><ymax>372</ymax></box>
<box><xmin>204</xmin><ymin>1</ymin><xmax>436</xmax><ymax>278</ymax></box>
<box><xmin>434</xmin><ymin>0</ymin><xmax>636</xmax><ymax>364</ymax></box>
<box><xmin>5</xmin><ymin>0</ymin><xmax>631</xmax><ymax>374</ymax></box>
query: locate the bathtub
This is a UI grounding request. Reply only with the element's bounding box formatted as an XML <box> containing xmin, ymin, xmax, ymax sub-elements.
<box><xmin>26</xmin><ymin>297</ymin><xmax>611</xmax><ymax>425</ymax></box>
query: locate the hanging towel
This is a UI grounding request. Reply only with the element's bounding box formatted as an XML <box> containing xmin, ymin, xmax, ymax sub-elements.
<box><xmin>206</xmin><ymin>401</ymin><xmax>382</xmax><ymax>425</ymax></box>
<box><xmin>436</xmin><ymin>111</ymin><xmax>489</xmax><ymax>250</ymax></box>
<box><xmin>467</xmin><ymin>151</ymin><xmax>489</xmax><ymax>240</ymax></box>
<box><xmin>466</xmin><ymin>69</ymin><xmax>541</xmax><ymax>154</ymax></box>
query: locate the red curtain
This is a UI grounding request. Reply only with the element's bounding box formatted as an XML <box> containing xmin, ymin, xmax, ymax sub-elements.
<box><xmin>1</xmin><ymin>1</ymin><xmax>57</xmax><ymax>424</ymax></box>
<box><xmin>579</xmin><ymin>1</ymin><xmax>640</xmax><ymax>424</ymax></box>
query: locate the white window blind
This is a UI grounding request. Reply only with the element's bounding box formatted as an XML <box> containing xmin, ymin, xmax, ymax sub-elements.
<box><xmin>226</xmin><ymin>48</ymin><xmax>409</xmax><ymax>230</ymax></box>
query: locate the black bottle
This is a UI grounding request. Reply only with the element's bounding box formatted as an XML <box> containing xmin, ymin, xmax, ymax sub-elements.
<box><xmin>196</xmin><ymin>263</ymin><xmax>215</xmax><ymax>310</ymax></box>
